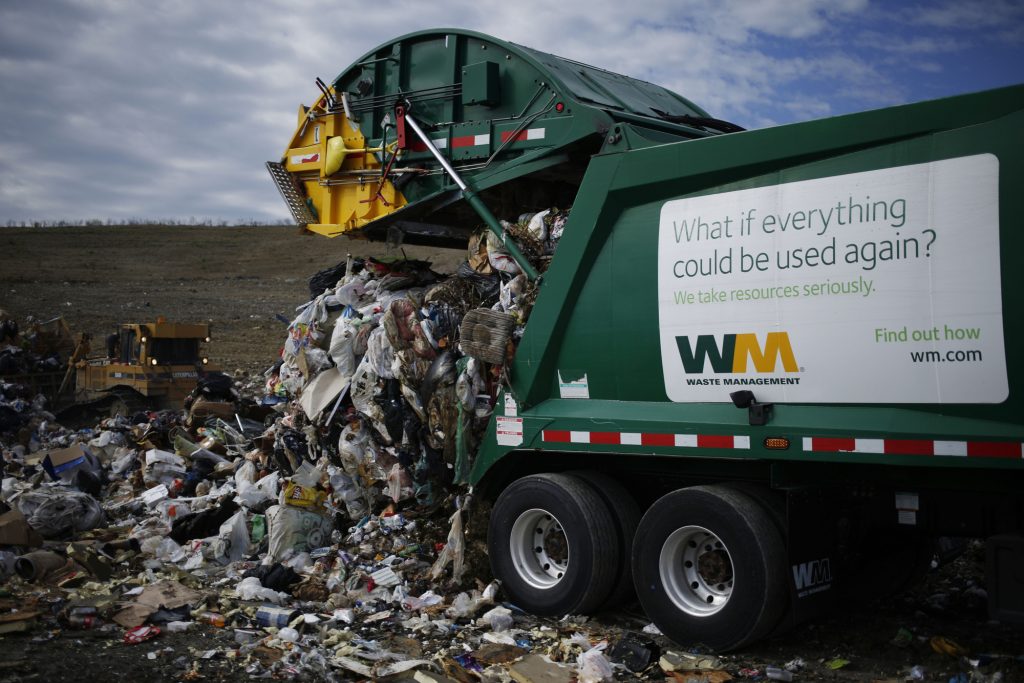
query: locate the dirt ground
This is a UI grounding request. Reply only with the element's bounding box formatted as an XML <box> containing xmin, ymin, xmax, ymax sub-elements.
<box><xmin>0</xmin><ymin>546</ymin><xmax>1020</xmax><ymax>682</ymax></box>
<box><xmin>0</xmin><ymin>225</ymin><xmax>465</xmax><ymax>376</ymax></box>
<box><xmin>1</xmin><ymin>226</ymin><xmax>1021</xmax><ymax>681</ymax></box>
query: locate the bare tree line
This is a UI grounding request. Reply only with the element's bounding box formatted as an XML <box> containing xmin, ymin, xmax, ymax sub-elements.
<box><xmin>3</xmin><ymin>217</ymin><xmax>295</xmax><ymax>228</ymax></box>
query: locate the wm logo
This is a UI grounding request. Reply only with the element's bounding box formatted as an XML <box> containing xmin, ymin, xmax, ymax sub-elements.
<box><xmin>676</xmin><ymin>333</ymin><xmax>798</xmax><ymax>373</ymax></box>
<box><xmin>792</xmin><ymin>558</ymin><xmax>832</xmax><ymax>591</ymax></box>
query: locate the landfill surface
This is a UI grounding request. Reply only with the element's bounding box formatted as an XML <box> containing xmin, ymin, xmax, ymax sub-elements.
<box><xmin>1</xmin><ymin>224</ymin><xmax>1022</xmax><ymax>682</ymax></box>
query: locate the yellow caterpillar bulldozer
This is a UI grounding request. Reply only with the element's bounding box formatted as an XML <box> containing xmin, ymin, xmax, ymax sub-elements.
<box><xmin>63</xmin><ymin>318</ymin><xmax>218</xmax><ymax>414</ymax></box>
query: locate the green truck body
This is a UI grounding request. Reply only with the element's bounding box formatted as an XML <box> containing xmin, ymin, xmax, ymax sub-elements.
<box><xmin>271</xmin><ymin>29</ymin><xmax>1024</xmax><ymax>651</ymax></box>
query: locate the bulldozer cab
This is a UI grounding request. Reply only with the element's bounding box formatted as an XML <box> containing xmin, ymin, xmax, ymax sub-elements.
<box><xmin>113</xmin><ymin>322</ymin><xmax>209</xmax><ymax>367</ymax></box>
<box><xmin>76</xmin><ymin>319</ymin><xmax>216</xmax><ymax>409</ymax></box>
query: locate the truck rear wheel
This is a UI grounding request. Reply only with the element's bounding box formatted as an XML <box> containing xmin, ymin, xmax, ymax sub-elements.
<box><xmin>568</xmin><ymin>470</ymin><xmax>641</xmax><ymax>608</ymax></box>
<box><xmin>489</xmin><ymin>473</ymin><xmax>618</xmax><ymax>615</ymax></box>
<box><xmin>632</xmin><ymin>485</ymin><xmax>787</xmax><ymax>651</ymax></box>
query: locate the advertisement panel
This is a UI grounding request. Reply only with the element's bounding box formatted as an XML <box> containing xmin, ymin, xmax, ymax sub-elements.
<box><xmin>657</xmin><ymin>154</ymin><xmax>1005</xmax><ymax>403</ymax></box>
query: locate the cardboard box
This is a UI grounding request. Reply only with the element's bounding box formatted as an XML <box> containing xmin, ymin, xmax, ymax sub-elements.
<box><xmin>0</xmin><ymin>510</ymin><xmax>44</xmax><ymax>547</ymax></box>
<box><xmin>41</xmin><ymin>443</ymin><xmax>89</xmax><ymax>480</ymax></box>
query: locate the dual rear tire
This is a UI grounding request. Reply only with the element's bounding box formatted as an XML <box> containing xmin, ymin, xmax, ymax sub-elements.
<box><xmin>488</xmin><ymin>473</ymin><xmax>620</xmax><ymax>615</ymax></box>
<box><xmin>632</xmin><ymin>485</ymin><xmax>788</xmax><ymax>651</ymax></box>
<box><xmin>488</xmin><ymin>475</ymin><xmax>787</xmax><ymax>651</ymax></box>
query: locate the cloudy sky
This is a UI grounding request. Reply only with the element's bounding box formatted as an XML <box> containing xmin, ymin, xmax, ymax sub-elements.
<box><xmin>1</xmin><ymin>0</ymin><xmax>1021</xmax><ymax>224</ymax></box>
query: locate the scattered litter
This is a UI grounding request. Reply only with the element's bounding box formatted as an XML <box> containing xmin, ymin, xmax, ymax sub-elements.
<box><xmin>124</xmin><ymin>625</ymin><xmax>162</xmax><ymax>645</ymax></box>
<box><xmin>660</xmin><ymin>651</ymin><xmax>723</xmax><ymax>672</ymax></box>
<box><xmin>1</xmin><ymin>230</ymin><xmax>1018</xmax><ymax>681</ymax></box>
<box><xmin>931</xmin><ymin>636</ymin><xmax>969</xmax><ymax>657</ymax></box>
<box><xmin>577</xmin><ymin>644</ymin><xmax>614</xmax><ymax>683</ymax></box>
<box><xmin>510</xmin><ymin>654</ymin><xmax>576</xmax><ymax>683</ymax></box>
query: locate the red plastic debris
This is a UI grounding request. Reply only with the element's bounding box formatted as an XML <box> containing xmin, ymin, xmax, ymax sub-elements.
<box><xmin>123</xmin><ymin>625</ymin><xmax>161</xmax><ymax>645</ymax></box>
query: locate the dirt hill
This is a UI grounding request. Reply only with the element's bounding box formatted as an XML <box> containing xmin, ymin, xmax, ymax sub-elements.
<box><xmin>0</xmin><ymin>225</ymin><xmax>463</xmax><ymax>375</ymax></box>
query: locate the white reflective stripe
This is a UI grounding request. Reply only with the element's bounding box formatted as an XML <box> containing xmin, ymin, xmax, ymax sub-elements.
<box><xmin>526</xmin><ymin>128</ymin><xmax>545</xmax><ymax>140</ymax></box>
<box><xmin>433</xmin><ymin>138</ymin><xmax>447</xmax><ymax>149</ymax></box>
<box><xmin>802</xmin><ymin>437</ymin><xmax>814</xmax><ymax>451</ymax></box>
<box><xmin>894</xmin><ymin>492</ymin><xmax>920</xmax><ymax>510</ymax></box>
<box><xmin>569</xmin><ymin>431</ymin><xmax>590</xmax><ymax>444</ymax></box>
<box><xmin>474</xmin><ymin>134</ymin><xmax>490</xmax><ymax>146</ymax></box>
<box><xmin>620</xmin><ymin>432</ymin><xmax>642</xmax><ymax>446</ymax></box>
<box><xmin>675</xmin><ymin>434</ymin><xmax>698</xmax><ymax>448</ymax></box>
<box><xmin>855</xmin><ymin>439</ymin><xmax>885</xmax><ymax>453</ymax></box>
<box><xmin>933</xmin><ymin>440</ymin><xmax>968</xmax><ymax>456</ymax></box>
<box><xmin>733</xmin><ymin>435</ymin><xmax>751</xmax><ymax>449</ymax></box>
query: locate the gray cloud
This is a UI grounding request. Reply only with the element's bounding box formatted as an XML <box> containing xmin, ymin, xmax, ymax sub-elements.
<box><xmin>0</xmin><ymin>0</ymin><xmax>1020</xmax><ymax>223</ymax></box>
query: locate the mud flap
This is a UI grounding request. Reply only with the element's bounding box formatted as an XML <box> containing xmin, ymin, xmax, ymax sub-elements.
<box><xmin>781</xmin><ymin>488</ymin><xmax>839</xmax><ymax>630</ymax></box>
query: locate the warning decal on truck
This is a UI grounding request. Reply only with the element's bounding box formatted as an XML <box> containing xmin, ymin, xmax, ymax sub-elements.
<box><xmin>658</xmin><ymin>154</ymin><xmax>1006</xmax><ymax>403</ymax></box>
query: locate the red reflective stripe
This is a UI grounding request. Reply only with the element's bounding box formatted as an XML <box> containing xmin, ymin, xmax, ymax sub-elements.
<box><xmin>697</xmin><ymin>434</ymin><xmax>734</xmax><ymax>449</ymax></box>
<box><xmin>967</xmin><ymin>441</ymin><xmax>1022</xmax><ymax>459</ymax></box>
<box><xmin>589</xmin><ymin>432</ymin><xmax>621</xmax><ymax>445</ymax></box>
<box><xmin>884</xmin><ymin>440</ymin><xmax>934</xmax><ymax>456</ymax></box>
<box><xmin>451</xmin><ymin>135</ymin><xmax>477</xmax><ymax>148</ymax></box>
<box><xmin>543</xmin><ymin>430</ymin><xmax>570</xmax><ymax>443</ymax></box>
<box><xmin>811</xmin><ymin>437</ymin><xmax>856</xmax><ymax>452</ymax></box>
<box><xmin>641</xmin><ymin>433</ymin><xmax>674</xmax><ymax>447</ymax></box>
<box><xmin>497</xmin><ymin>131</ymin><xmax>528</xmax><ymax>143</ymax></box>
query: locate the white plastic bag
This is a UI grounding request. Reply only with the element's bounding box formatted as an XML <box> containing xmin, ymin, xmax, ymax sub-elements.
<box><xmin>155</xmin><ymin>537</ymin><xmax>186</xmax><ymax>563</ymax></box>
<box><xmin>329</xmin><ymin>470</ymin><xmax>369</xmax><ymax>521</ymax></box>
<box><xmin>301</xmin><ymin>348</ymin><xmax>333</xmax><ymax>379</ymax></box>
<box><xmin>328</xmin><ymin>318</ymin><xmax>358</xmax><ymax>378</ymax></box>
<box><xmin>266</xmin><ymin>504</ymin><xmax>334</xmax><ymax>562</ymax></box>
<box><xmin>386</xmin><ymin>464</ymin><xmax>414</xmax><ymax>503</ymax></box>
<box><xmin>401</xmin><ymin>590</ymin><xmax>443</xmax><ymax>612</ymax></box>
<box><xmin>215</xmin><ymin>510</ymin><xmax>251</xmax><ymax>564</ymax></box>
<box><xmin>527</xmin><ymin>209</ymin><xmax>550</xmax><ymax>241</ymax></box>
<box><xmin>481</xmin><ymin>606</ymin><xmax>513</xmax><ymax>632</ymax></box>
<box><xmin>235</xmin><ymin>460</ymin><xmax>257</xmax><ymax>487</ymax></box>
<box><xmin>430</xmin><ymin>506</ymin><xmax>465</xmax><ymax>582</ymax></box>
<box><xmin>365</xmin><ymin>327</ymin><xmax>395</xmax><ymax>379</ymax></box>
<box><xmin>577</xmin><ymin>645</ymin><xmax>614</xmax><ymax>683</ymax></box>
<box><xmin>236</xmin><ymin>470</ymin><xmax>279</xmax><ymax>509</ymax></box>
<box><xmin>486</xmin><ymin>228</ymin><xmax>522</xmax><ymax>275</ymax></box>
<box><xmin>291</xmin><ymin>461</ymin><xmax>323</xmax><ymax>488</ymax></box>
<box><xmin>236</xmin><ymin>576</ymin><xmax>288</xmax><ymax>604</ymax></box>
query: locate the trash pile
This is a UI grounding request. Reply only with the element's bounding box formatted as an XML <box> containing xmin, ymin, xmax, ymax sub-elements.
<box><xmin>0</xmin><ymin>312</ymin><xmax>77</xmax><ymax>437</ymax></box>
<box><xmin>1</xmin><ymin>214</ymin><xmax>1021</xmax><ymax>682</ymax></box>
<box><xmin>0</xmin><ymin>312</ymin><xmax>74</xmax><ymax>377</ymax></box>
<box><xmin>0</xmin><ymin>213</ymin><xmax>663</xmax><ymax>679</ymax></box>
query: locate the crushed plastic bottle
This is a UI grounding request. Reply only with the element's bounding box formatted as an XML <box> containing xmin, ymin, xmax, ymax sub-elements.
<box><xmin>198</xmin><ymin>611</ymin><xmax>226</xmax><ymax>627</ymax></box>
<box><xmin>278</xmin><ymin>626</ymin><xmax>300</xmax><ymax>643</ymax></box>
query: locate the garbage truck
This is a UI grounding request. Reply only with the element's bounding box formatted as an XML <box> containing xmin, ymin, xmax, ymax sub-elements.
<box><xmin>268</xmin><ymin>29</ymin><xmax>1024</xmax><ymax>650</ymax></box>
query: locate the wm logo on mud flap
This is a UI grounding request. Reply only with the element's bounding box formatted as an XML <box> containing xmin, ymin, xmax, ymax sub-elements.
<box><xmin>676</xmin><ymin>332</ymin><xmax>798</xmax><ymax>373</ymax></box>
<box><xmin>792</xmin><ymin>558</ymin><xmax>832</xmax><ymax>597</ymax></box>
